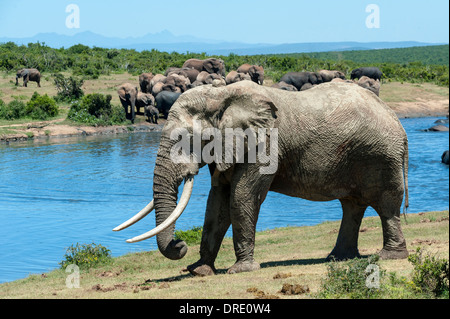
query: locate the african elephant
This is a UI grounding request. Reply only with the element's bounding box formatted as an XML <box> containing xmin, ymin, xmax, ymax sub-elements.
<box><xmin>319</xmin><ymin>70</ymin><xmax>346</xmax><ymax>82</ymax></box>
<box><xmin>236</xmin><ymin>64</ymin><xmax>264</xmax><ymax>85</ymax></box>
<box><xmin>279</xmin><ymin>72</ymin><xmax>323</xmax><ymax>91</ymax></box>
<box><xmin>117</xmin><ymin>83</ymin><xmax>138</xmax><ymax>123</ymax></box>
<box><xmin>183</xmin><ymin>58</ymin><xmax>226</xmax><ymax>77</ymax></box>
<box><xmin>114</xmin><ymin>81</ymin><xmax>410</xmax><ymax>276</ymax></box>
<box><xmin>139</xmin><ymin>73</ymin><xmax>154</xmax><ymax>93</ymax></box>
<box><xmin>225</xmin><ymin>71</ymin><xmax>251</xmax><ymax>85</ymax></box>
<box><xmin>271</xmin><ymin>81</ymin><xmax>298</xmax><ymax>91</ymax></box>
<box><xmin>16</xmin><ymin>68</ymin><xmax>41</xmax><ymax>87</ymax></box>
<box><xmin>196</xmin><ymin>71</ymin><xmax>226</xmax><ymax>86</ymax></box>
<box><xmin>351</xmin><ymin>67</ymin><xmax>383</xmax><ymax>81</ymax></box>
<box><xmin>165</xmin><ymin>67</ymin><xmax>200</xmax><ymax>84</ymax></box>
<box><xmin>154</xmin><ymin>90</ymin><xmax>181</xmax><ymax>119</ymax></box>
<box><xmin>136</xmin><ymin>92</ymin><xmax>155</xmax><ymax>115</ymax></box>
<box><xmin>442</xmin><ymin>150</ymin><xmax>449</xmax><ymax>165</ymax></box>
<box><xmin>357</xmin><ymin>76</ymin><xmax>381</xmax><ymax>96</ymax></box>
<box><xmin>145</xmin><ymin>104</ymin><xmax>159</xmax><ymax>124</ymax></box>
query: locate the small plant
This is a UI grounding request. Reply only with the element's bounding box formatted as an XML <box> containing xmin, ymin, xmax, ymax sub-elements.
<box><xmin>26</xmin><ymin>92</ymin><xmax>59</xmax><ymax>120</ymax></box>
<box><xmin>174</xmin><ymin>226</ymin><xmax>203</xmax><ymax>245</ymax></box>
<box><xmin>59</xmin><ymin>243</ymin><xmax>112</xmax><ymax>270</ymax></box>
<box><xmin>408</xmin><ymin>247</ymin><xmax>449</xmax><ymax>298</ymax></box>
<box><xmin>53</xmin><ymin>73</ymin><xmax>84</xmax><ymax>102</ymax></box>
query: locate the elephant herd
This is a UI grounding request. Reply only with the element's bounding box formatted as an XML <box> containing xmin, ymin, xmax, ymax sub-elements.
<box><xmin>118</xmin><ymin>60</ymin><xmax>384</xmax><ymax>125</ymax></box>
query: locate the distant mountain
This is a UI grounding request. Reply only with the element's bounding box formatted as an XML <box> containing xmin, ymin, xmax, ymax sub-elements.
<box><xmin>0</xmin><ymin>30</ymin><xmax>446</xmax><ymax>55</ymax></box>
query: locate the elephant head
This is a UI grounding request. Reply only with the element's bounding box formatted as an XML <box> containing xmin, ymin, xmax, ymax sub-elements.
<box><xmin>203</xmin><ymin>58</ymin><xmax>226</xmax><ymax>77</ymax></box>
<box><xmin>114</xmin><ymin>82</ymin><xmax>278</xmax><ymax>260</ymax></box>
<box><xmin>15</xmin><ymin>69</ymin><xmax>28</xmax><ymax>86</ymax></box>
<box><xmin>247</xmin><ymin>65</ymin><xmax>264</xmax><ymax>85</ymax></box>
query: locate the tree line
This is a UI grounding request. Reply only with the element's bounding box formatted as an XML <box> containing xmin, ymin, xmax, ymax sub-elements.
<box><xmin>0</xmin><ymin>42</ymin><xmax>448</xmax><ymax>86</ymax></box>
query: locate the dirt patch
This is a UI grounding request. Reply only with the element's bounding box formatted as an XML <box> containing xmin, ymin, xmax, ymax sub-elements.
<box><xmin>279</xmin><ymin>283</ymin><xmax>310</xmax><ymax>295</ymax></box>
<box><xmin>273</xmin><ymin>272</ymin><xmax>293</xmax><ymax>279</ymax></box>
<box><xmin>388</xmin><ymin>99</ymin><xmax>449</xmax><ymax>118</ymax></box>
<box><xmin>411</xmin><ymin>239</ymin><xmax>441</xmax><ymax>246</ymax></box>
<box><xmin>246</xmin><ymin>287</ymin><xmax>279</xmax><ymax>299</ymax></box>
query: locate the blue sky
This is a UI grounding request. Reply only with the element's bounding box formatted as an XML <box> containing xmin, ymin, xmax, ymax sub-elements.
<box><xmin>0</xmin><ymin>0</ymin><xmax>448</xmax><ymax>44</ymax></box>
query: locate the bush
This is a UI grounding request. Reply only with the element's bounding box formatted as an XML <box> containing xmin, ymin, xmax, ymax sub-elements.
<box><xmin>174</xmin><ymin>226</ymin><xmax>203</xmax><ymax>245</ymax></box>
<box><xmin>408</xmin><ymin>247</ymin><xmax>449</xmax><ymax>298</ymax></box>
<box><xmin>0</xmin><ymin>99</ymin><xmax>27</xmax><ymax>120</ymax></box>
<box><xmin>59</xmin><ymin>243</ymin><xmax>112</xmax><ymax>270</ymax></box>
<box><xmin>25</xmin><ymin>92</ymin><xmax>59</xmax><ymax>120</ymax></box>
<box><xmin>67</xmin><ymin>93</ymin><xmax>126</xmax><ymax>126</ymax></box>
<box><xmin>53</xmin><ymin>73</ymin><xmax>84</xmax><ymax>102</ymax></box>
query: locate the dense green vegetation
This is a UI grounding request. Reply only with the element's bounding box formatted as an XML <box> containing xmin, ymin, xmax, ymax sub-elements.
<box><xmin>1</xmin><ymin>42</ymin><xmax>448</xmax><ymax>86</ymax></box>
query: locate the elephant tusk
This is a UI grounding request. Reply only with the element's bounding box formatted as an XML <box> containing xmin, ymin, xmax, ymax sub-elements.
<box><xmin>125</xmin><ymin>175</ymin><xmax>194</xmax><ymax>243</ymax></box>
<box><xmin>113</xmin><ymin>200</ymin><xmax>155</xmax><ymax>231</ymax></box>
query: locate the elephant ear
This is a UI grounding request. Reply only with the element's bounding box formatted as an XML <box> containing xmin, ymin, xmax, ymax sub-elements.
<box><xmin>203</xmin><ymin>60</ymin><xmax>215</xmax><ymax>74</ymax></box>
<box><xmin>207</xmin><ymin>84</ymin><xmax>278</xmax><ymax>172</ymax></box>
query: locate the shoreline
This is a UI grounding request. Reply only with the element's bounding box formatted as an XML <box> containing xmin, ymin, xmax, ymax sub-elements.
<box><xmin>1</xmin><ymin>105</ymin><xmax>448</xmax><ymax>145</ymax></box>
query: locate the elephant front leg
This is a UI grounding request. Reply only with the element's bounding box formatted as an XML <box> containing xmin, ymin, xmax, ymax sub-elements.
<box><xmin>187</xmin><ymin>182</ymin><xmax>231</xmax><ymax>276</ymax></box>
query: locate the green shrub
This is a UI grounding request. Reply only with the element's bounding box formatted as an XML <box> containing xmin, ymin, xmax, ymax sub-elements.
<box><xmin>67</xmin><ymin>93</ymin><xmax>126</xmax><ymax>126</ymax></box>
<box><xmin>25</xmin><ymin>92</ymin><xmax>59</xmax><ymax>120</ymax></box>
<box><xmin>174</xmin><ymin>226</ymin><xmax>203</xmax><ymax>245</ymax></box>
<box><xmin>59</xmin><ymin>243</ymin><xmax>112</xmax><ymax>270</ymax></box>
<box><xmin>53</xmin><ymin>73</ymin><xmax>84</xmax><ymax>102</ymax></box>
<box><xmin>408</xmin><ymin>247</ymin><xmax>449</xmax><ymax>298</ymax></box>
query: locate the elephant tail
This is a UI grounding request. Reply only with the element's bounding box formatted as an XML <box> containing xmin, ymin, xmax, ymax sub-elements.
<box><xmin>402</xmin><ymin>137</ymin><xmax>409</xmax><ymax>223</ymax></box>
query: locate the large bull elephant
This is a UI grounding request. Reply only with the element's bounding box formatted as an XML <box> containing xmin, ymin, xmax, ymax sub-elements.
<box><xmin>114</xmin><ymin>81</ymin><xmax>410</xmax><ymax>276</ymax></box>
<box><xmin>16</xmin><ymin>68</ymin><xmax>41</xmax><ymax>87</ymax></box>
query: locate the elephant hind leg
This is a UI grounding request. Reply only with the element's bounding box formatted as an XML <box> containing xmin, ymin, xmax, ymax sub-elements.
<box><xmin>327</xmin><ymin>199</ymin><xmax>366</xmax><ymax>261</ymax></box>
<box><xmin>373</xmin><ymin>192</ymin><xmax>408</xmax><ymax>259</ymax></box>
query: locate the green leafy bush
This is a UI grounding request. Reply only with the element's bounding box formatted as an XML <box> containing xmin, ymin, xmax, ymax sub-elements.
<box><xmin>174</xmin><ymin>226</ymin><xmax>203</xmax><ymax>245</ymax></box>
<box><xmin>0</xmin><ymin>99</ymin><xmax>27</xmax><ymax>120</ymax></box>
<box><xmin>25</xmin><ymin>92</ymin><xmax>59</xmax><ymax>120</ymax></box>
<box><xmin>59</xmin><ymin>243</ymin><xmax>112</xmax><ymax>270</ymax></box>
<box><xmin>408</xmin><ymin>247</ymin><xmax>449</xmax><ymax>298</ymax></box>
<box><xmin>53</xmin><ymin>73</ymin><xmax>84</xmax><ymax>102</ymax></box>
<box><xmin>67</xmin><ymin>93</ymin><xmax>126</xmax><ymax>126</ymax></box>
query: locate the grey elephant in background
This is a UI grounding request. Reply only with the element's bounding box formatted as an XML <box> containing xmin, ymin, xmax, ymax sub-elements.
<box><xmin>357</xmin><ymin>76</ymin><xmax>381</xmax><ymax>96</ymax></box>
<box><xmin>139</xmin><ymin>73</ymin><xmax>154</xmax><ymax>93</ymax></box>
<box><xmin>237</xmin><ymin>64</ymin><xmax>265</xmax><ymax>85</ymax></box>
<box><xmin>165</xmin><ymin>67</ymin><xmax>200</xmax><ymax>84</ymax></box>
<box><xmin>225</xmin><ymin>71</ymin><xmax>251</xmax><ymax>85</ymax></box>
<box><xmin>16</xmin><ymin>68</ymin><xmax>41</xmax><ymax>87</ymax></box>
<box><xmin>118</xmin><ymin>83</ymin><xmax>139</xmax><ymax>123</ymax></box>
<box><xmin>136</xmin><ymin>92</ymin><xmax>155</xmax><ymax>114</ymax></box>
<box><xmin>114</xmin><ymin>81</ymin><xmax>410</xmax><ymax>277</ymax></box>
<box><xmin>442</xmin><ymin>151</ymin><xmax>449</xmax><ymax>165</ymax></box>
<box><xmin>145</xmin><ymin>104</ymin><xmax>159</xmax><ymax>124</ymax></box>
<box><xmin>319</xmin><ymin>70</ymin><xmax>346</xmax><ymax>82</ymax></box>
<box><xmin>279</xmin><ymin>71</ymin><xmax>323</xmax><ymax>91</ymax></box>
<box><xmin>351</xmin><ymin>67</ymin><xmax>383</xmax><ymax>81</ymax></box>
<box><xmin>271</xmin><ymin>81</ymin><xmax>298</xmax><ymax>91</ymax></box>
<box><xmin>195</xmin><ymin>71</ymin><xmax>226</xmax><ymax>86</ymax></box>
<box><xmin>183</xmin><ymin>58</ymin><xmax>226</xmax><ymax>77</ymax></box>
<box><xmin>154</xmin><ymin>90</ymin><xmax>181</xmax><ymax>119</ymax></box>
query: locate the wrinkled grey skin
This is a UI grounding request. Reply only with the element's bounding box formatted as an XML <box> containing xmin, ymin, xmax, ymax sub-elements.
<box><xmin>319</xmin><ymin>70</ymin><xmax>346</xmax><ymax>82</ymax></box>
<box><xmin>183</xmin><ymin>58</ymin><xmax>226</xmax><ymax>77</ymax></box>
<box><xmin>16</xmin><ymin>68</ymin><xmax>41</xmax><ymax>87</ymax></box>
<box><xmin>118</xmin><ymin>83</ymin><xmax>139</xmax><ymax>123</ymax></box>
<box><xmin>151</xmin><ymin>81</ymin><xmax>410</xmax><ymax>276</ymax></box>
<box><xmin>139</xmin><ymin>73</ymin><xmax>154</xmax><ymax>93</ymax></box>
<box><xmin>237</xmin><ymin>64</ymin><xmax>264</xmax><ymax>85</ymax></box>
<box><xmin>357</xmin><ymin>76</ymin><xmax>381</xmax><ymax>96</ymax></box>
<box><xmin>225</xmin><ymin>71</ymin><xmax>251</xmax><ymax>85</ymax></box>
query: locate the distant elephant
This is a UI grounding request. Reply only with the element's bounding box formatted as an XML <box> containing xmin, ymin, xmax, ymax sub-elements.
<box><xmin>280</xmin><ymin>72</ymin><xmax>323</xmax><ymax>91</ymax></box>
<box><xmin>139</xmin><ymin>73</ymin><xmax>154</xmax><ymax>93</ymax></box>
<box><xmin>166</xmin><ymin>67</ymin><xmax>200</xmax><ymax>84</ymax></box>
<box><xmin>351</xmin><ymin>67</ymin><xmax>383</xmax><ymax>81</ymax></box>
<box><xmin>118</xmin><ymin>83</ymin><xmax>139</xmax><ymax>123</ymax></box>
<box><xmin>225</xmin><ymin>71</ymin><xmax>251</xmax><ymax>85</ymax></box>
<box><xmin>145</xmin><ymin>105</ymin><xmax>159</xmax><ymax>124</ymax></box>
<box><xmin>154</xmin><ymin>90</ymin><xmax>181</xmax><ymax>119</ymax></box>
<box><xmin>300</xmin><ymin>83</ymin><xmax>316</xmax><ymax>91</ymax></box>
<box><xmin>16</xmin><ymin>68</ymin><xmax>41</xmax><ymax>87</ymax></box>
<box><xmin>424</xmin><ymin>125</ymin><xmax>449</xmax><ymax>132</ymax></box>
<box><xmin>164</xmin><ymin>74</ymin><xmax>190</xmax><ymax>93</ymax></box>
<box><xmin>114</xmin><ymin>81</ymin><xmax>410</xmax><ymax>277</ymax></box>
<box><xmin>183</xmin><ymin>58</ymin><xmax>226</xmax><ymax>77</ymax></box>
<box><xmin>319</xmin><ymin>70</ymin><xmax>346</xmax><ymax>82</ymax></box>
<box><xmin>357</xmin><ymin>76</ymin><xmax>381</xmax><ymax>96</ymax></box>
<box><xmin>442</xmin><ymin>150</ymin><xmax>449</xmax><ymax>165</ymax></box>
<box><xmin>196</xmin><ymin>71</ymin><xmax>225</xmax><ymax>85</ymax></box>
<box><xmin>271</xmin><ymin>81</ymin><xmax>298</xmax><ymax>91</ymax></box>
<box><xmin>136</xmin><ymin>92</ymin><xmax>155</xmax><ymax>115</ymax></box>
<box><xmin>236</xmin><ymin>64</ymin><xmax>264</xmax><ymax>85</ymax></box>
<box><xmin>150</xmin><ymin>74</ymin><xmax>167</xmax><ymax>96</ymax></box>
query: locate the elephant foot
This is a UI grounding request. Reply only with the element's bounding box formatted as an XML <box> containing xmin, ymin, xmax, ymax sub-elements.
<box><xmin>326</xmin><ymin>247</ymin><xmax>360</xmax><ymax>261</ymax></box>
<box><xmin>187</xmin><ymin>260</ymin><xmax>216</xmax><ymax>277</ymax></box>
<box><xmin>378</xmin><ymin>247</ymin><xmax>409</xmax><ymax>260</ymax></box>
<box><xmin>227</xmin><ymin>260</ymin><xmax>260</xmax><ymax>274</ymax></box>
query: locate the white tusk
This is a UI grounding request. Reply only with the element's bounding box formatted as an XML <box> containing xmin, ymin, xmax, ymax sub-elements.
<box><xmin>113</xmin><ymin>200</ymin><xmax>154</xmax><ymax>231</ymax></box>
<box><xmin>126</xmin><ymin>176</ymin><xmax>194</xmax><ymax>243</ymax></box>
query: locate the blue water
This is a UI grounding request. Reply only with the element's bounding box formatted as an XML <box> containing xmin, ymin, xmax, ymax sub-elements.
<box><xmin>0</xmin><ymin>117</ymin><xmax>448</xmax><ymax>283</ymax></box>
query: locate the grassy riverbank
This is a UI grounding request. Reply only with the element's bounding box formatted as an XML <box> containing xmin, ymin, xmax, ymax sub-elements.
<box><xmin>1</xmin><ymin>210</ymin><xmax>448</xmax><ymax>299</ymax></box>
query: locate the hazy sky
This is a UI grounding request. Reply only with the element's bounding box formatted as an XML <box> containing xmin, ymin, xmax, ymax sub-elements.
<box><xmin>0</xmin><ymin>0</ymin><xmax>448</xmax><ymax>44</ymax></box>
